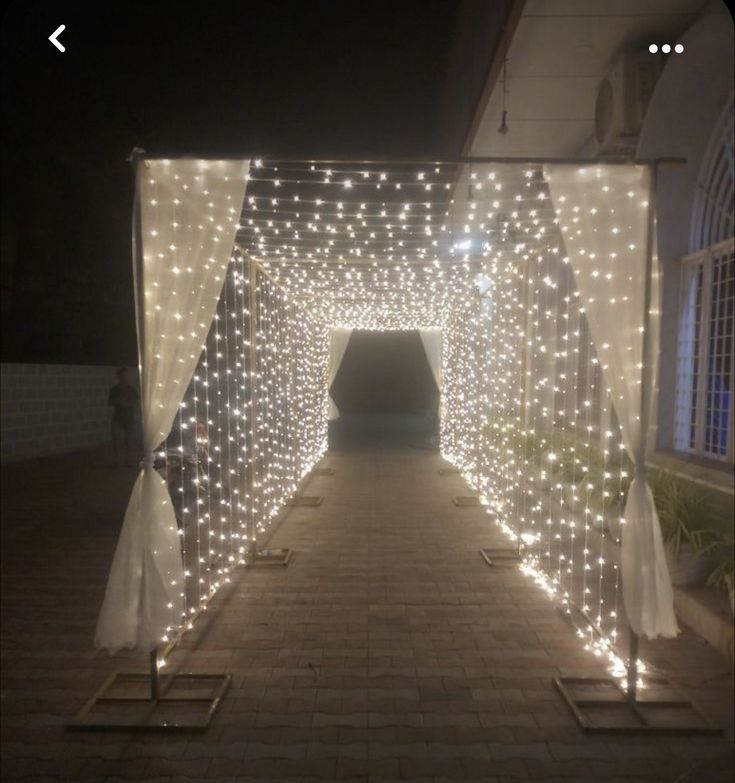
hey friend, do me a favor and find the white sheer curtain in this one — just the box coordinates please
[327,328,352,420]
[545,163,677,640]
[95,158,250,653]
[419,328,442,390]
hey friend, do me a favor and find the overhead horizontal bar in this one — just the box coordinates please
[131,149,687,167]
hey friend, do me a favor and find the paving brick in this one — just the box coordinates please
[489,741,551,761]
[1,447,733,783]
[307,741,367,759]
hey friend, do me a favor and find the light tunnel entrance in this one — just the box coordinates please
[95,156,682,727]
[328,330,439,450]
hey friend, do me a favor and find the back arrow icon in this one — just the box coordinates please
[49,25,65,52]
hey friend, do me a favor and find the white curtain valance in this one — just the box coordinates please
[95,158,250,653]
[545,163,677,640]
[419,328,442,390]
[327,328,352,421]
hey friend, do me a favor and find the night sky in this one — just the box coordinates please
[1,1,505,365]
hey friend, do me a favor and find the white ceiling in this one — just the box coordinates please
[469,0,708,157]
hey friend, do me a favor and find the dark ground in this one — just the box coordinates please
[1,442,733,782]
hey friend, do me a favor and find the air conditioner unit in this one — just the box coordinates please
[594,51,662,154]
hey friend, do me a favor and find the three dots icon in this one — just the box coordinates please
[649,44,684,54]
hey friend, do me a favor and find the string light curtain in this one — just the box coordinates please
[545,164,677,639]
[146,255,328,650]
[440,160,676,683]
[236,160,479,331]
[441,220,634,675]
[251,266,329,524]
[95,158,250,653]
[160,256,256,623]
[97,155,677,683]
[327,328,352,420]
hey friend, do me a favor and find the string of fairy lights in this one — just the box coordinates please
[156,250,327,641]
[437,163,648,685]
[148,157,649,687]
[235,160,567,330]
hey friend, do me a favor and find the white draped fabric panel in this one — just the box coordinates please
[418,328,442,390]
[95,158,250,653]
[327,328,353,420]
[545,164,677,640]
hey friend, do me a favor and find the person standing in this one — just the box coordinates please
[108,367,139,466]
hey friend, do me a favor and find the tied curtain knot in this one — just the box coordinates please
[140,453,157,470]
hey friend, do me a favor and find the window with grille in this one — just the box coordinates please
[674,238,735,463]
[689,91,734,253]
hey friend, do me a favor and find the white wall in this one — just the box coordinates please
[637,4,735,450]
[1,363,138,463]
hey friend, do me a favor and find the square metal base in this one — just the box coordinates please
[253,547,293,566]
[480,547,522,567]
[69,672,230,732]
[438,467,460,475]
[288,495,324,507]
[553,676,720,735]
[312,467,335,476]
[453,496,480,507]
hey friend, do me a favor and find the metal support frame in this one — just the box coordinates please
[453,496,481,507]
[552,163,719,735]
[136,152,687,167]
[251,547,294,567]
[287,495,324,507]
[70,154,232,732]
[86,152,693,734]
[479,547,522,567]
[553,673,720,735]
[554,599,719,733]
[474,287,484,496]
[69,648,231,732]
[244,258,299,565]
[247,257,260,565]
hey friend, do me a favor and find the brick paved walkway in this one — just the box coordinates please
[1,446,733,782]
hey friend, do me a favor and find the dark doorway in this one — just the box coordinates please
[329,330,439,450]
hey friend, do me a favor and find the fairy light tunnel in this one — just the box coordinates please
[95,154,678,698]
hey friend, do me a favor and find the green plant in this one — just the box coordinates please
[649,470,717,560]
[575,442,633,516]
[705,529,734,596]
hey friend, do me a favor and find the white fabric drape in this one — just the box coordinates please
[419,328,442,390]
[327,328,352,420]
[95,158,250,653]
[545,164,677,640]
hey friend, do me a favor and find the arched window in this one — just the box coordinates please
[675,239,734,462]
[689,90,734,253]
[674,93,734,463]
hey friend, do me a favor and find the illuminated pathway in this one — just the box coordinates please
[1,446,733,781]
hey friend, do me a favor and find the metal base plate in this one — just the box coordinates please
[253,547,293,566]
[69,672,230,732]
[438,467,460,475]
[553,676,721,735]
[312,468,335,476]
[480,548,522,567]
[288,495,323,507]
[453,496,480,507]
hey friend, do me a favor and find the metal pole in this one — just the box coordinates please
[626,162,659,703]
[626,631,640,702]
[517,259,535,556]
[134,151,687,167]
[149,648,159,701]
[131,154,161,702]
[247,259,259,563]
[474,288,484,495]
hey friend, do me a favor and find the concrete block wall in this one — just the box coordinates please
[1,364,138,463]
